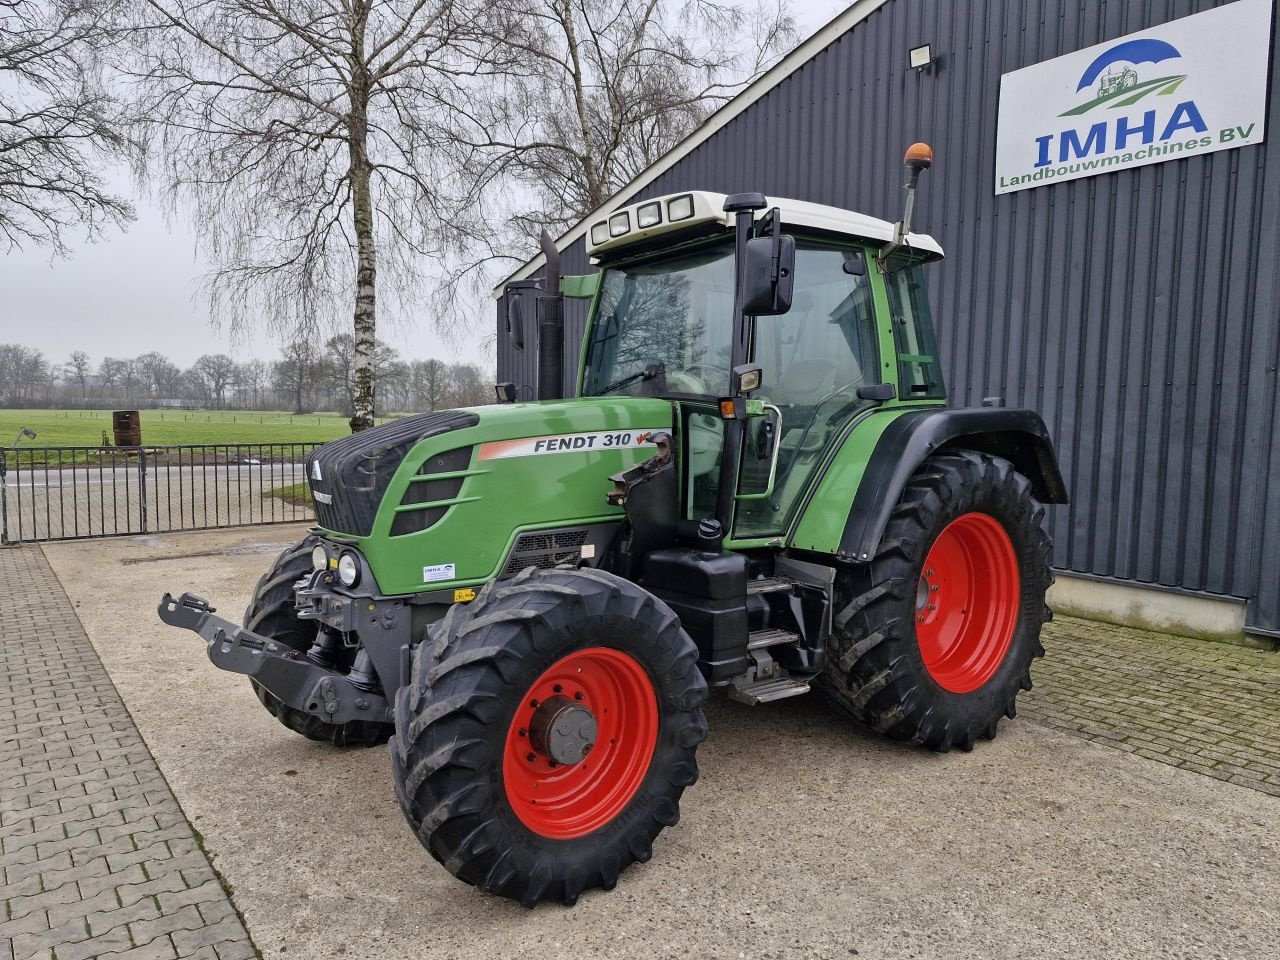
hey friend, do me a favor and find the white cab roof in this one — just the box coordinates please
[585,190,944,260]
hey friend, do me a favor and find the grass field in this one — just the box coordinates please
[0,409,390,448]
[267,481,312,506]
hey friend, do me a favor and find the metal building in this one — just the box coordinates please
[496,0,1280,641]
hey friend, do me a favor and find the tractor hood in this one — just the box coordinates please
[306,397,675,594]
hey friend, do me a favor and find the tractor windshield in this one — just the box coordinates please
[583,242,735,398]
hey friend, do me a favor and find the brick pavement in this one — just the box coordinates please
[1023,614,1280,797]
[0,546,256,960]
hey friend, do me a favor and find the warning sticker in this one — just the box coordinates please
[477,428,667,461]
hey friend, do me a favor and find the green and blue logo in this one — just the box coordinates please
[1033,36,1207,170]
[1060,39,1187,117]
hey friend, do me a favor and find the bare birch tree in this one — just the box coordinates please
[1,0,135,252]
[125,0,501,430]
[438,0,795,305]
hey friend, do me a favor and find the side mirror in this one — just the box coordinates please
[506,295,525,351]
[503,280,540,351]
[742,233,795,316]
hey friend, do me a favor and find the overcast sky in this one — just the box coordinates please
[0,2,844,374]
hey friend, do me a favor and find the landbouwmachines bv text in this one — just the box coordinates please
[160,144,1068,906]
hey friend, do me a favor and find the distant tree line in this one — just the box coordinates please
[0,340,492,414]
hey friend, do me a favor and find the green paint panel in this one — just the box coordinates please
[320,397,673,595]
[560,274,601,299]
[788,408,915,554]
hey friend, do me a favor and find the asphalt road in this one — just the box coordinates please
[43,525,1280,960]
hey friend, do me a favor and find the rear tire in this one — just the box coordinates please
[821,450,1052,751]
[243,536,391,748]
[390,567,708,907]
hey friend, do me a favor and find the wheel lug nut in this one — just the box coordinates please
[918,615,926,622]
[518,728,527,737]
[931,585,939,592]
[530,699,539,708]
[574,691,584,701]
[553,684,563,693]
[927,604,936,611]
[526,752,536,763]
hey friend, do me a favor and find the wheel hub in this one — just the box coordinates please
[914,512,1020,694]
[503,646,659,839]
[529,696,598,765]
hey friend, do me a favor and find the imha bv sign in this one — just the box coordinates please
[995,0,1273,194]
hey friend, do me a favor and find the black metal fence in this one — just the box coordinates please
[0,443,319,543]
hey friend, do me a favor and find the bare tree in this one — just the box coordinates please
[125,0,507,432]
[235,358,267,408]
[444,361,490,407]
[274,339,320,414]
[191,353,235,408]
[65,349,91,397]
[440,0,795,301]
[0,0,136,252]
[134,350,180,398]
[411,357,451,411]
[0,343,50,401]
[323,333,401,417]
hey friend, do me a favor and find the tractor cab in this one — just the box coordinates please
[566,188,946,544]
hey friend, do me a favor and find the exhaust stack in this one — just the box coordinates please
[536,230,564,401]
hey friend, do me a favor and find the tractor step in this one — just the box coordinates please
[746,578,795,595]
[747,627,802,650]
[728,677,811,705]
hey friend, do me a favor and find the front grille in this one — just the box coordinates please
[501,529,591,577]
[307,411,478,536]
[390,446,473,537]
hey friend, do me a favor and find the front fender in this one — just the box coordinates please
[835,407,1068,562]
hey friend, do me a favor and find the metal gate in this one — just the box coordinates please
[0,443,318,543]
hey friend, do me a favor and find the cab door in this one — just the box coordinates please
[733,240,882,539]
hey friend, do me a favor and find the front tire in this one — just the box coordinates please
[243,536,391,748]
[821,450,1052,751]
[390,567,708,907]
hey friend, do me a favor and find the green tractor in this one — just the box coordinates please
[160,143,1067,907]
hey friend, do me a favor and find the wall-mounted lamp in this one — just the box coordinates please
[909,43,935,72]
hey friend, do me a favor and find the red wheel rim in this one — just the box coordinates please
[503,647,658,839]
[915,512,1020,694]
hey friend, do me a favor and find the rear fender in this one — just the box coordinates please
[836,408,1068,562]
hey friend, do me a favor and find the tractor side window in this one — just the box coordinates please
[884,259,946,400]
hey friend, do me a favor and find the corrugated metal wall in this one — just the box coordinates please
[497,0,1280,637]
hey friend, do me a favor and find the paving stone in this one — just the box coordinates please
[128,905,204,949]
[0,547,257,960]
[169,915,249,957]
[95,939,178,960]
[154,880,225,916]
[85,898,162,937]
[1023,615,1280,797]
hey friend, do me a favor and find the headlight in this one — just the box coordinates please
[666,194,695,221]
[337,552,360,587]
[636,201,662,228]
[608,211,630,237]
[310,544,328,570]
[590,222,610,245]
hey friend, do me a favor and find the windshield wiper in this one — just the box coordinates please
[595,362,665,396]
